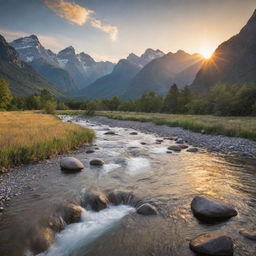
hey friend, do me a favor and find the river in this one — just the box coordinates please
[0,116,255,256]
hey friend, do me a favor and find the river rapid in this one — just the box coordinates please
[0,116,256,256]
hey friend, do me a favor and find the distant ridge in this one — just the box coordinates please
[0,34,65,97]
[191,9,256,92]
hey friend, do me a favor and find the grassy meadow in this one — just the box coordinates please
[97,111,256,141]
[0,111,95,172]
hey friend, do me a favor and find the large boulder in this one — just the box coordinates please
[190,233,233,256]
[30,227,55,255]
[106,191,139,207]
[60,157,84,172]
[104,131,117,135]
[90,159,104,166]
[82,192,109,211]
[239,229,256,241]
[191,196,237,221]
[60,203,83,224]
[176,138,184,144]
[136,203,158,216]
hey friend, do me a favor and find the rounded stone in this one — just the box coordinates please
[60,203,83,224]
[130,132,138,135]
[90,159,104,166]
[239,229,256,241]
[191,196,237,221]
[168,145,182,152]
[82,192,109,211]
[190,233,234,256]
[136,203,158,216]
[60,157,84,172]
[187,147,198,152]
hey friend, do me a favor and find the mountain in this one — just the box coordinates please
[123,50,204,99]
[191,9,256,93]
[127,48,165,67]
[78,59,141,100]
[11,35,115,93]
[0,34,64,97]
[11,35,76,93]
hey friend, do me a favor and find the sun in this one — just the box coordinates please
[199,47,215,59]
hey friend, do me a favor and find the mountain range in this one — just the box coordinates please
[192,9,256,92]
[0,34,64,97]
[11,35,114,93]
[1,8,256,100]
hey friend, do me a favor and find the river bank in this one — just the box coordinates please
[87,116,256,157]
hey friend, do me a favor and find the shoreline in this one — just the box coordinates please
[88,115,256,158]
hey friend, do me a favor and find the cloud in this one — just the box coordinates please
[90,19,118,41]
[43,0,118,41]
[43,0,93,25]
[0,29,65,52]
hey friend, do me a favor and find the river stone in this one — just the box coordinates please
[30,227,55,255]
[166,151,173,154]
[141,142,147,145]
[136,203,158,216]
[179,144,189,149]
[82,192,109,211]
[239,229,256,241]
[61,203,82,224]
[48,215,64,232]
[156,139,163,143]
[86,150,95,154]
[190,233,234,256]
[191,196,237,221]
[176,138,184,144]
[60,157,84,172]
[90,159,104,166]
[104,131,116,135]
[187,147,198,153]
[130,132,138,135]
[168,145,182,152]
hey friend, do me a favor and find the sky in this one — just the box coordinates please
[0,0,255,62]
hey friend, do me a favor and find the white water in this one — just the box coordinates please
[37,206,134,256]
[126,157,151,175]
[103,163,122,173]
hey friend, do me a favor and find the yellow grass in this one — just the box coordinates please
[97,111,256,140]
[0,111,95,171]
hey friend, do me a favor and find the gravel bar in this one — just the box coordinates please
[88,116,256,158]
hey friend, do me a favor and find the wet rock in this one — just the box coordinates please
[136,203,158,216]
[239,229,256,241]
[166,151,172,154]
[168,145,182,152]
[114,158,128,165]
[106,190,139,207]
[190,233,233,256]
[179,144,189,149]
[30,227,55,255]
[156,139,163,143]
[0,207,4,212]
[164,137,174,140]
[176,138,184,144]
[191,196,237,221]
[60,157,84,172]
[141,142,147,145]
[48,215,64,232]
[82,192,109,211]
[187,147,198,153]
[60,203,82,224]
[104,131,117,135]
[201,129,206,134]
[130,132,138,135]
[86,150,95,154]
[90,159,104,166]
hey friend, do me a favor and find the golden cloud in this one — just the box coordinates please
[43,0,93,26]
[43,0,118,41]
[90,19,118,41]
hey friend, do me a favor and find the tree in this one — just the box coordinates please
[26,96,41,110]
[0,78,12,110]
[139,91,163,113]
[162,84,180,113]
[40,89,54,105]
[44,101,56,114]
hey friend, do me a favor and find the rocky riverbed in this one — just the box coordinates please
[0,116,256,256]
[87,116,256,157]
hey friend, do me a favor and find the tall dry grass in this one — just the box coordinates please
[0,111,95,171]
[97,111,256,141]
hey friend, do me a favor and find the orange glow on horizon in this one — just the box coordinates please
[199,46,215,59]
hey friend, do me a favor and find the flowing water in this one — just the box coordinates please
[0,116,256,256]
